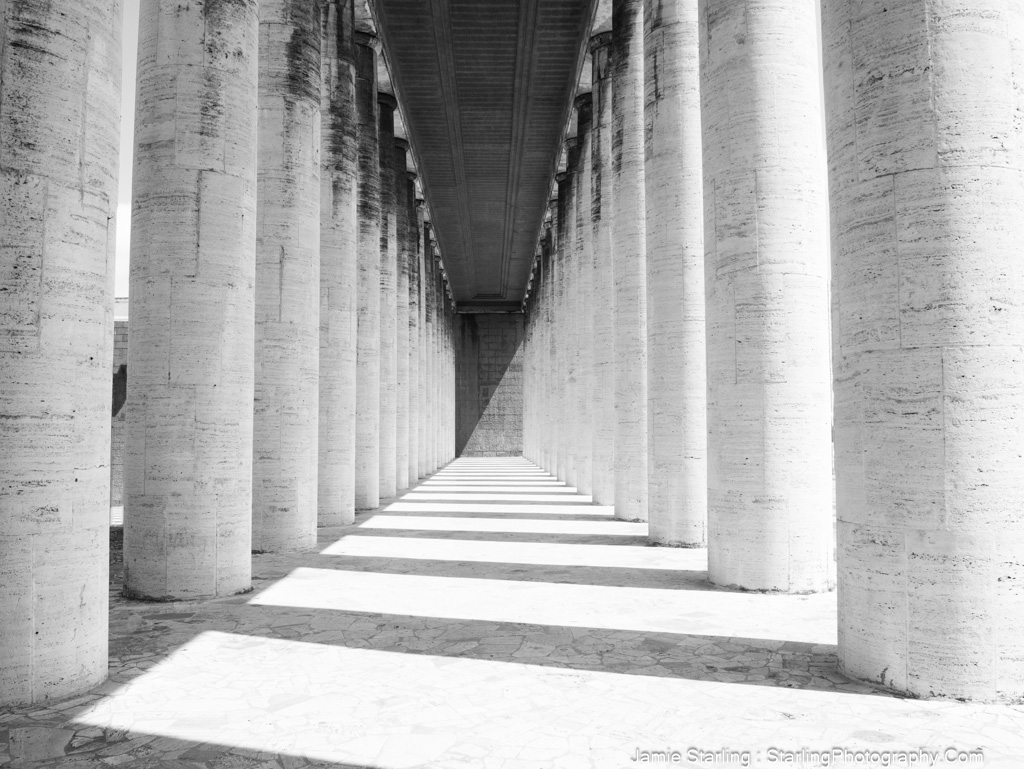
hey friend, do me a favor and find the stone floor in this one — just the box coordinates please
[3,457,1023,768]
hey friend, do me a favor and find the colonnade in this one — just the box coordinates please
[0,0,455,706]
[523,0,1024,702]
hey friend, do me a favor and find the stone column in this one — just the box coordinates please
[0,0,121,705]
[253,0,322,552]
[418,208,430,478]
[378,93,398,499]
[125,0,258,599]
[644,0,705,546]
[825,0,1024,700]
[563,138,579,489]
[424,234,437,473]
[394,139,411,491]
[589,33,615,506]
[318,0,358,527]
[408,180,421,486]
[611,0,648,521]
[574,93,594,497]
[544,201,559,477]
[354,33,381,509]
[554,171,570,483]
[700,0,832,591]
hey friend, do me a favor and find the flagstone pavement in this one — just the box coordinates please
[3,458,1023,769]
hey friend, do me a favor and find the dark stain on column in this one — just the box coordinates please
[285,0,324,105]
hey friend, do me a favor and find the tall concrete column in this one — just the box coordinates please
[589,33,615,506]
[611,0,648,521]
[574,94,594,497]
[563,138,579,489]
[378,93,398,499]
[424,235,437,473]
[408,181,421,485]
[126,0,258,599]
[644,0,705,546]
[319,0,358,527]
[418,210,430,478]
[394,139,411,491]
[253,0,322,552]
[354,33,381,509]
[701,0,832,591]
[0,0,121,705]
[825,0,1024,700]
[544,202,559,477]
[554,172,570,483]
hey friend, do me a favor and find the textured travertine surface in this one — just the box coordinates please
[354,36,381,510]
[394,140,411,491]
[0,0,120,704]
[611,0,649,522]
[700,0,832,592]
[574,96,594,497]
[408,186,421,486]
[425,238,437,474]
[644,0,706,546]
[253,0,322,552]
[824,0,1024,701]
[125,0,258,599]
[552,184,568,484]
[590,35,616,508]
[378,94,399,500]
[318,0,358,527]
[561,143,578,488]
[417,208,429,478]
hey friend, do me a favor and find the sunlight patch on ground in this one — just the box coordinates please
[358,515,644,535]
[249,567,837,644]
[321,534,707,571]
[74,631,1010,769]
[379,501,615,516]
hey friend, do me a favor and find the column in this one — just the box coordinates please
[424,234,437,473]
[394,139,411,491]
[574,93,594,496]
[408,180,421,486]
[125,0,258,599]
[825,0,1024,700]
[354,32,381,509]
[0,0,121,705]
[611,0,648,521]
[418,207,430,478]
[544,200,560,477]
[253,0,322,552]
[701,0,831,591]
[644,0,705,546]
[554,171,570,483]
[564,137,579,489]
[590,33,615,506]
[378,93,398,499]
[319,0,358,527]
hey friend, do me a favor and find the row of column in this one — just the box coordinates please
[523,0,1024,703]
[0,0,456,706]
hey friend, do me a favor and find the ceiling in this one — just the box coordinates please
[372,0,599,312]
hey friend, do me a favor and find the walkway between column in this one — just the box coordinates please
[2,461,1018,766]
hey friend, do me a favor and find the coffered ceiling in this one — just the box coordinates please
[372,0,599,311]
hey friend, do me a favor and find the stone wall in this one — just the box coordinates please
[110,320,128,507]
[456,314,524,457]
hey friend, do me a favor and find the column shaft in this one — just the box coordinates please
[318,0,358,526]
[378,94,398,499]
[394,140,411,491]
[825,0,1024,700]
[425,238,437,473]
[611,0,649,521]
[644,0,706,545]
[354,35,381,509]
[253,0,322,551]
[125,0,258,599]
[574,94,594,496]
[408,188,422,485]
[701,0,832,591]
[560,144,578,487]
[590,36,615,505]
[0,0,121,705]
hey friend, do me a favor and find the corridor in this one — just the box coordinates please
[1,458,1021,768]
